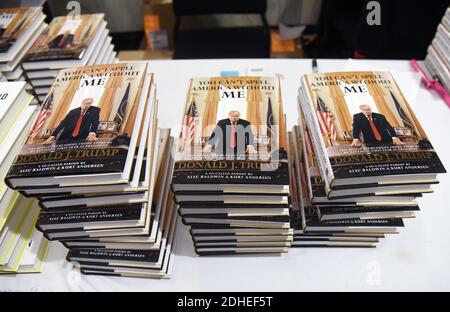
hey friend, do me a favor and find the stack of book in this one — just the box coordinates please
[0,7,47,98]
[21,13,117,103]
[291,70,446,247]
[171,76,293,256]
[5,62,177,279]
[1,81,50,273]
[424,6,450,93]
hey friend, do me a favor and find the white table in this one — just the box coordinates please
[1,59,449,291]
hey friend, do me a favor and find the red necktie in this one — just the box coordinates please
[230,124,236,149]
[368,115,382,141]
[72,110,85,137]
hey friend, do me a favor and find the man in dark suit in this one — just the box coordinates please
[351,104,404,147]
[43,97,100,145]
[203,110,256,156]
[47,30,74,49]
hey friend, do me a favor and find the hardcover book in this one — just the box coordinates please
[318,205,418,221]
[194,241,291,248]
[21,128,168,198]
[67,247,164,269]
[172,76,289,193]
[192,234,293,243]
[78,211,177,278]
[0,104,36,216]
[59,196,173,249]
[291,240,376,248]
[189,225,293,236]
[299,71,446,192]
[37,203,147,232]
[11,228,49,273]
[0,20,46,74]
[0,7,42,56]
[292,124,419,205]
[62,240,160,250]
[40,156,174,242]
[195,246,289,256]
[0,81,30,133]
[24,14,104,62]
[5,62,152,188]
[65,199,177,268]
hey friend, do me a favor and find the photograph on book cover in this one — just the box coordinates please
[7,62,146,177]
[24,14,103,61]
[176,76,287,162]
[303,71,445,179]
[0,7,40,53]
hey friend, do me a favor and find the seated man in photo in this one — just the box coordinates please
[43,97,100,145]
[351,104,404,147]
[203,110,256,157]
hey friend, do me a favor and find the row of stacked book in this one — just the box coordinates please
[5,62,177,279]
[0,7,117,103]
[171,76,294,255]
[424,6,450,93]
[169,72,446,254]
[292,70,446,247]
[1,81,49,273]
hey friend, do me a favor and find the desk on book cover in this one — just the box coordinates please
[0,59,449,292]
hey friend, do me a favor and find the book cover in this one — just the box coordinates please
[24,14,104,62]
[67,248,161,263]
[6,63,147,183]
[37,204,144,227]
[172,76,289,188]
[0,7,41,53]
[300,71,446,186]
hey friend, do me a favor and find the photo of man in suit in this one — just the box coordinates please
[351,104,404,147]
[43,97,100,145]
[0,24,6,38]
[203,110,256,156]
[47,30,74,49]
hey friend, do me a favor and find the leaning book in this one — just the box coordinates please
[298,71,446,193]
[5,62,151,189]
[171,76,290,193]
